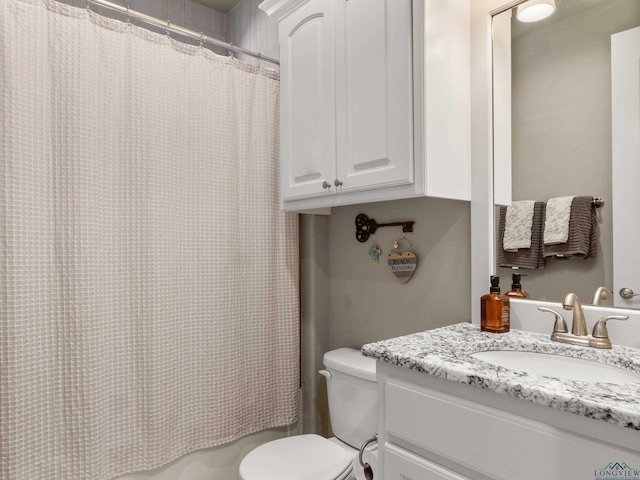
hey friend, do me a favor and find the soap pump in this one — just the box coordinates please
[506,273,528,298]
[481,275,510,333]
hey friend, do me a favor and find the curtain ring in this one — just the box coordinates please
[228,42,235,59]
[199,32,205,48]
[125,6,131,25]
[165,20,171,37]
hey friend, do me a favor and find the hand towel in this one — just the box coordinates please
[498,201,546,269]
[543,196,575,244]
[543,196,597,259]
[503,200,536,251]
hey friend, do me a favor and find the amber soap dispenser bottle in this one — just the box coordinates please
[481,275,510,333]
[506,273,528,298]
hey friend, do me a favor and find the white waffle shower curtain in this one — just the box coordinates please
[0,1,300,478]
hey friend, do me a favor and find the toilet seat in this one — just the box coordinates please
[239,434,354,480]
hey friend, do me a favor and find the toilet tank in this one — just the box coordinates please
[322,348,377,449]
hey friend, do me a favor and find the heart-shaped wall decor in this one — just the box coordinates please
[387,251,417,284]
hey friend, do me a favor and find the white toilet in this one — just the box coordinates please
[239,348,378,480]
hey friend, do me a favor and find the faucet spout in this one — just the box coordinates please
[592,287,611,306]
[562,293,588,336]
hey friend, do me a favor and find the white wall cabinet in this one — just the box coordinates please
[260,0,471,211]
[334,0,414,196]
[277,0,337,201]
[377,361,640,480]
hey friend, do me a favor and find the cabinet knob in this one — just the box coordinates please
[322,181,331,190]
[334,178,344,187]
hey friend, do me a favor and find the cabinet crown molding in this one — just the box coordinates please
[259,0,313,22]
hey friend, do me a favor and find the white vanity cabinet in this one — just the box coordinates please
[377,361,640,480]
[260,0,471,211]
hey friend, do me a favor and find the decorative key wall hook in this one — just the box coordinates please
[355,213,415,242]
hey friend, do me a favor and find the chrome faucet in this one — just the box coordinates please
[562,293,587,336]
[538,293,629,349]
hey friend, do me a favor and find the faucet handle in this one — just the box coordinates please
[592,315,629,339]
[538,306,568,333]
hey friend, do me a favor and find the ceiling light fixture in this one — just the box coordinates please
[516,0,556,23]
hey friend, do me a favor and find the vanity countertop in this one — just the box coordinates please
[361,322,640,431]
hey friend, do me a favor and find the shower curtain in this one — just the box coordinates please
[0,1,300,479]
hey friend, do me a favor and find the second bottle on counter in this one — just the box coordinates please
[506,273,528,298]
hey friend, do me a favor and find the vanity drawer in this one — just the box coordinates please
[383,378,640,480]
[384,442,470,480]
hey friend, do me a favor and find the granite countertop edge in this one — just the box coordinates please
[361,322,640,431]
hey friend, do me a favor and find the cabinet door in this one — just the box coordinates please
[384,378,640,480]
[384,443,471,480]
[335,0,413,192]
[279,0,337,200]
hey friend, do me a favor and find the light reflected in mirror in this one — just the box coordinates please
[516,0,556,23]
[492,0,640,307]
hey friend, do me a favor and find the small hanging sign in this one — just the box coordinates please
[387,237,417,284]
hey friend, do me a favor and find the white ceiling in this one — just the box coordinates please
[193,0,243,13]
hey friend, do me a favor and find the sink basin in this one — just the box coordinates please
[471,350,640,384]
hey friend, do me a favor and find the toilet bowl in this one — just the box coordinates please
[239,348,378,480]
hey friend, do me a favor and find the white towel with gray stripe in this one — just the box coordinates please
[503,200,536,251]
[544,196,575,245]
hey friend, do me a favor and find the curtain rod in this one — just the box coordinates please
[85,0,280,65]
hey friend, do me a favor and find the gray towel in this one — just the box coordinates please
[543,196,596,259]
[498,202,546,269]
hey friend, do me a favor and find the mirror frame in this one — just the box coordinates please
[470,0,528,323]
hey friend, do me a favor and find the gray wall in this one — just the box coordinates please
[304,196,471,435]
[499,0,640,303]
[327,197,471,349]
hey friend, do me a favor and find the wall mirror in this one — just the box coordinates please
[492,0,640,308]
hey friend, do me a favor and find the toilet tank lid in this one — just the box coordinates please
[323,348,376,381]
